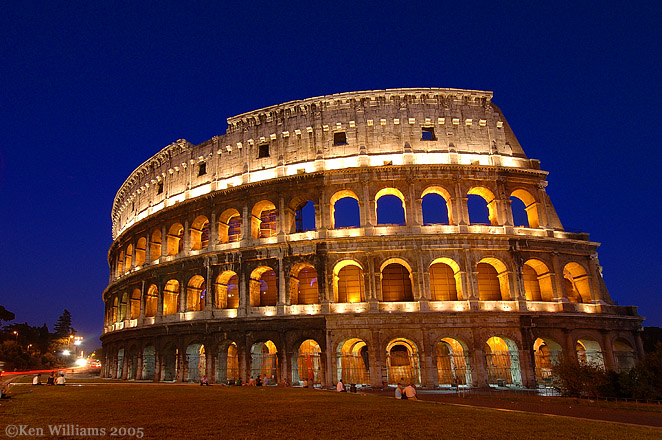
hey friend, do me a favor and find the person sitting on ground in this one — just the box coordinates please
[256,375,262,386]
[403,382,417,400]
[56,374,66,386]
[349,383,357,393]
[395,383,403,399]
[0,383,11,399]
[46,372,55,385]
[248,377,255,386]
[336,379,346,392]
[235,377,243,386]
[32,374,42,385]
[200,375,210,386]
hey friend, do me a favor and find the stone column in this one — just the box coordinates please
[160,224,167,258]
[145,233,152,265]
[600,331,616,371]
[471,329,489,387]
[369,330,383,388]
[183,219,190,254]
[551,253,568,301]
[179,277,186,314]
[205,260,213,311]
[136,352,143,381]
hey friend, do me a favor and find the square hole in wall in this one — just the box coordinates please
[258,144,270,158]
[198,162,207,176]
[421,127,436,141]
[157,182,164,194]
[333,132,347,145]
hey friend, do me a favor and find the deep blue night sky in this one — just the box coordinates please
[1,2,660,352]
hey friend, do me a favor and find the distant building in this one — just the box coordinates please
[101,88,643,387]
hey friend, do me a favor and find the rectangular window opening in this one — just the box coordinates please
[421,127,436,141]
[333,132,347,146]
[157,182,164,195]
[258,144,270,158]
[198,162,207,176]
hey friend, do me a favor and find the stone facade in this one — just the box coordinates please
[101,88,643,388]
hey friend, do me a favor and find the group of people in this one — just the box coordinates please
[394,382,417,400]
[33,372,66,386]
[229,374,285,387]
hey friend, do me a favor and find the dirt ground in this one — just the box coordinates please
[366,388,662,428]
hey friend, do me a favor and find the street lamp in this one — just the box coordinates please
[12,331,18,342]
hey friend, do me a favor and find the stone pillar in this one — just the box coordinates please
[131,242,137,270]
[421,334,436,388]
[278,195,286,235]
[138,280,146,324]
[600,331,616,371]
[205,261,212,311]
[279,336,289,385]
[325,330,335,388]
[160,224,167,258]
[209,210,217,247]
[183,219,190,254]
[471,329,489,387]
[588,256,604,303]
[156,279,165,318]
[369,330,383,388]
[145,233,151,265]
[278,257,286,307]
[136,353,143,381]
[179,277,186,313]
[551,253,568,301]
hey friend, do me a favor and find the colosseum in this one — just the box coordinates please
[101,88,643,389]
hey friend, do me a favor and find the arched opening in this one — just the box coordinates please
[330,190,360,228]
[190,215,210,250]
[166,223,184,255]
[126,346,138,380]
[289,263,319,305]
[511,189,539,228]
[144,284,158,317]
[185,343,206,382]
[186,275,206,312]
[116,251,124,277]
[386,339,420,385]
[334,260,365,303]
[118,293,128,321]
[375,188,406,225]
[111,297,118,323]
[533,337,562,386]
[294,200,316,232]
[429,258,462,301]
[124,245,133,272]
[150,229,161,262]
[436,338,471,387]
[135,237,146,266]
[250,340,278,382]
[249,267,277,306]
[216,342,239,384]
[337,338,370,385]
[161,345,178,382]
[293,339,322,386]
[116,348,125,379]
[215,271,239,309]
[564,262,592,304]
[130,288,141,319]
[576,337,604,368]
[467,187,498,225]
[381,260,413,301]
[485,336,522,387]
[142,345,156,380]
[477,258,510,301]
[613,339,636,372]
[218,208,242,243]
[251,200,277,238]
[163,279,180,315]
[421,187,452,225]
[523,259,554,301]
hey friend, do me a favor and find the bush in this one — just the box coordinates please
[551,354,608,398]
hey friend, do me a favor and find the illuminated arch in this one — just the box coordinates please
[185,343,206,382]
[163,279,180,315]
[510,189,539,228]
[613,339,636,372]
[141,345,156,380]
[130,288,141,319]
[337,338,370,385]
[218,208,241,243]
[563,262,591,303]
[215,271,239,309]
[429,257,463,301]
[386,338,421,385]
[421,186,453,225]
[380,258,413,301]
[118,292,128,321]
[533,337,562,385]
[186,275,206,312]
[485,336,522,387]
[293,339,322,385]
[250,340,278,381]
[135,237,146,266]
[330,189,360,229]
[333,260,365,303]
[216,341,239,383]
[436,337,472,386]
[144,284,158,317]
[576,337,604,368]
[289,262,319,305]
[124,244,133,272]
[251,200,277,238]
[116,250,124,277]
[166,223,184,255]
[468,187,498,225]
[249,266,277,306]
[150,229,162,262]
[477,257,510,300]
[190,215,210,250]
[375,187,406,225]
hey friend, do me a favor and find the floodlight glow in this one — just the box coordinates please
[75,359,87,366]
[62,350,71,356]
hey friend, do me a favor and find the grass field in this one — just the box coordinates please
[1,383,660,440]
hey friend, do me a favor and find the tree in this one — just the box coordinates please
[53,309,75,338]
[0,305,15,324]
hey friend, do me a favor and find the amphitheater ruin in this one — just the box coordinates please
[101,88,643,388]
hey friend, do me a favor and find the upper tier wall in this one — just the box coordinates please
[111,88,535,239]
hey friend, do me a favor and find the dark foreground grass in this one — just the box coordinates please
[1,384,659,440]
